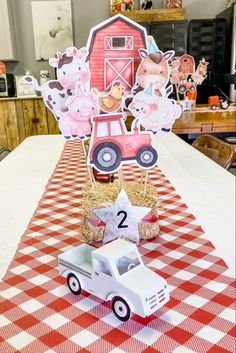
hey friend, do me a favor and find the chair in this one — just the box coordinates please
[192,134,236,170]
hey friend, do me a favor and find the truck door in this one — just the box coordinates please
[93,258,116,300]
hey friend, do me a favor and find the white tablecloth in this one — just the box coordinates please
[0,134,235,279]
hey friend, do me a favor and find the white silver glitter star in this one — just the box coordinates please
[93,189,151,243]
[180,97,193,111]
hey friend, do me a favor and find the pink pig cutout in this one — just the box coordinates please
[58,83,100,140]
[49,47,90,92]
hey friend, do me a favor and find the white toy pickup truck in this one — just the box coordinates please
[58,239,169,321]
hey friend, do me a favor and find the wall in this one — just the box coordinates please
[5,0,226,80]
[6,0,110,79]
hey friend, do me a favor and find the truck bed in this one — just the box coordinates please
[58,243,94,277]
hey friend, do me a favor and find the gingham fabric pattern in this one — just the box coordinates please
[0,140,235,353]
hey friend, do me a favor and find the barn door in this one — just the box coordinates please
[104,58,134,90]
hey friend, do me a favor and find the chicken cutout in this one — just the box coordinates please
[99,81,125,113]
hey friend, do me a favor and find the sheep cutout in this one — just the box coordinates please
[128,84,182,133]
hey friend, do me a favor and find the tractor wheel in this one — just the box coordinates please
[178,84,186,94]
[67,274,81,295]
[190,84,196,92]
[136,146,158,168]
[220,99,229,110]
[112,297,131,322]
[93,142,122,172]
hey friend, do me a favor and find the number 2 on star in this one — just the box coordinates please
[117,210,128,229]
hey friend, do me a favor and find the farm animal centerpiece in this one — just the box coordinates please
[24,14,180,245]
[169,55,209,108]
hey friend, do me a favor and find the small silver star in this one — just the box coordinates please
[93,189,151,243]
[180,97,193,111]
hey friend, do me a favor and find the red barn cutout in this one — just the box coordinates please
[86,14,147,92]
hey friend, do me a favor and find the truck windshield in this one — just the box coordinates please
[116,252,141,275]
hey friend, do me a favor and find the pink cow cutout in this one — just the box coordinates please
[49,47,90,92]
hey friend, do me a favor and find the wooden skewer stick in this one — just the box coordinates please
[81,140,96,193]
[120,168,124,189]
[118,169,123,190]
[143,170,149,198]
[175,84,180,103]
[140,169,144,185]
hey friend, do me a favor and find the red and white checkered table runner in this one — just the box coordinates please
[0,140,235,353]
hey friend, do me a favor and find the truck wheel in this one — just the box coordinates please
[112,297,131,322]
[220,99,229,110]
[136,146,158,168]
[67,274,81,295]
[178,84,186,94]
[93,142,122,172]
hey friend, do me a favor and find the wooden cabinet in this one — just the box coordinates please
[0,97,60,150]
[0,0,18,60]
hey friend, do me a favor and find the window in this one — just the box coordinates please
[96,122,108,137]
[112,37,126,48]
[104,36,133,50]
[94,259,112,276]
[116,252,141,275]
[110,120,122,136]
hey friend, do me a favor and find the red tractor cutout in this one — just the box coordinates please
[89,113,158,173]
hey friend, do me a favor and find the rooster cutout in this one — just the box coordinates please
[99,81,125,113]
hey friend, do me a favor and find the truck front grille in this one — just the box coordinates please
[147,289,166,309]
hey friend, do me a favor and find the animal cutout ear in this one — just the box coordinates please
[76,47,88,60]
[163,50,175,61]
[139,48,148,59]
[65,96,74,106]
[49,57,59,67]
[91,88,99,101]
[65,47,77,56]
[128,101,134,111]
[75,82,84,97]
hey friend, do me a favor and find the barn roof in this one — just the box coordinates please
[86,14,147,62]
